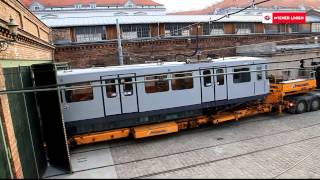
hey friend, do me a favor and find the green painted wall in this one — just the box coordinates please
[0,60,52,68]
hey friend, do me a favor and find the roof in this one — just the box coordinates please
[40,14,320,27]
[22,0,162,8]
[57,56,265,76]
[171,0,320,15]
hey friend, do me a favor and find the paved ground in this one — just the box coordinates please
[43,110,320,179]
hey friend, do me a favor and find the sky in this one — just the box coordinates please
[153,0,223,13]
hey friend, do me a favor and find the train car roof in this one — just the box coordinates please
[57,56,266,77]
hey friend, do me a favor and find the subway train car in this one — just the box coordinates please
[57,57,269,136]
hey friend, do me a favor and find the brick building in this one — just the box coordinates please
[0,0,54,67]
[44,11,320,67]
[21,0,320,68]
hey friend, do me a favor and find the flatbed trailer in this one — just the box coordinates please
[68,76,320,146]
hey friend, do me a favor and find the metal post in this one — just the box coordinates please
[157,22,160,37]
[116,19,124,65]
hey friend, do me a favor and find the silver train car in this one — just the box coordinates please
[57,57,270,136]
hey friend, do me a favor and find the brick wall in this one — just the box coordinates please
[54,33,319,68]
[52,28,72,44]
[0,0,54,64]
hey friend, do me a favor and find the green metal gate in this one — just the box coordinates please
[3,66,47,178]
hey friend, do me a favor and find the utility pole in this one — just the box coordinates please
[116,19,124,65]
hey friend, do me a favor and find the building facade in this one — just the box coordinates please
[0,0,54,67]
[22,0,166,20]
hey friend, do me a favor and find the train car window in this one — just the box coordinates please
[65,83,94,103]
[145,74,169,93]
[257,66,263,80]
[216,69,225,85]
[233,68,251,83]
[172,72,194,90]
[106,79,117,98]
[123,78,134,96]
[203,70,212,87]
[265,65,269,79]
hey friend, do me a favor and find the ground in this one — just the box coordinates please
[43,110,320,179]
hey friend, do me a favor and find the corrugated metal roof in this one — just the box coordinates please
[41,15,320,28]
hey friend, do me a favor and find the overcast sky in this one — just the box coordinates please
[153,0,223,13]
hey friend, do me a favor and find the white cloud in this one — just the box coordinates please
[153,0,223,13]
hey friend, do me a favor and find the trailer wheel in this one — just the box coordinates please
[296,101,307,114]
[310,98,320,111]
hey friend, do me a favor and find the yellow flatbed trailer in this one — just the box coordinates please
[68,79,319,146]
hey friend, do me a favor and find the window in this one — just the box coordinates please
[34,6,40,11]
[235,23,254,34]
[145,74,169,93]
[203,70,212,87]
[312,23,320,32]
[121,25,150,39]
[89,3,96,8]
[233,68,251,83]
[216,69,225,85]
[65,83,94,103]
[122,78,133,96]
[288,24,299,33]
[106,79,117,98]
[203,23,224,35]
[165,23,192,37]
[75,26,106,42]
[299,24,311,33]
[264,24,280,34]
[74,4,82,8]
[172,72,194,90]
[257,66,263,80]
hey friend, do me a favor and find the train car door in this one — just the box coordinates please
[200,68,215,103]
[101,75,122,116]
[254,65,266,95]
[119,73,139,113]
[214,67,227,101]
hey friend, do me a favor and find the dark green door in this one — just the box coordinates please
[0,118,12,179]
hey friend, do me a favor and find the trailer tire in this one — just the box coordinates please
[310,98,320,111]
[296,100,307,114]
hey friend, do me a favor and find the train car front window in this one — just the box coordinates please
[106,79,117,98]
[123,78,133,96]
[65,83,94,103]
[145,74,169,93]
[172,72,194,90]
[233,68,251,83]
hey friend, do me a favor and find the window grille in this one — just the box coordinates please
[235,23,254,34]
[75,26,106,42]
[312,23,320,32]
[165,23,192,37]
[121,25,150,39]
[203,23,224,35]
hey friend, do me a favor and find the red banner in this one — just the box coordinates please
[272,12,306,24]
